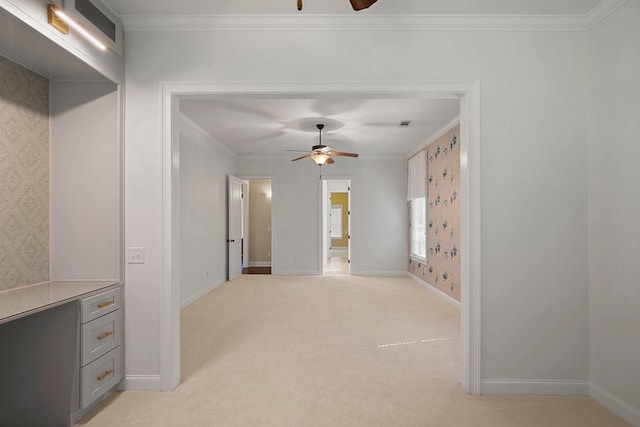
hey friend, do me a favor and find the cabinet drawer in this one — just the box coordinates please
[81,287,121,323]
[81,310,122,366]
[80,346,122,409]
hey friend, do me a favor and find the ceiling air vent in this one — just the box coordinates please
[399,120,411,127]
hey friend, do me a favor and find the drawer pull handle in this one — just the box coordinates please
[97,369,113,381]
[97,331,114,340]
[97,300,115,309]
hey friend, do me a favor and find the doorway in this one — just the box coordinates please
[242,179,272,275]
[322,179,351,275]
[163,82,481,394]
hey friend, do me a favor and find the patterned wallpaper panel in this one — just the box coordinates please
[409,124,461,301]
[0,56,49,291]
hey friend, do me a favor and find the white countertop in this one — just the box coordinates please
[0,281,121,325]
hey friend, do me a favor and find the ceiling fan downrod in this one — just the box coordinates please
[317,123,324,146]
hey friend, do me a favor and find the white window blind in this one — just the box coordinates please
[410,197,426,260]
[330,206,343,239]
[407,151,427,200]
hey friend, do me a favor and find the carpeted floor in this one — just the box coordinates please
[78,275,630,427]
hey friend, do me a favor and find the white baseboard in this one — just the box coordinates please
[275,270,321,276]
[350,270,406,276]
[408,273,461,310]
[480,378,589,395]
[180,279,225,309]
[120,375,162,391]
[248,261,272,267]
[590,382,640,427]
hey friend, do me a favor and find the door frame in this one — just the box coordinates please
[162,81,481,394]
[321,178,352,275]
[240,177,273,273]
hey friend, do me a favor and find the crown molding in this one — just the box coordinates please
[178,112,239,159]
[123,14,585,32]
[121,1,630,33]
[408,116,460,158]
[585,0,629,29]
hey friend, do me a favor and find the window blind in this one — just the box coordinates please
[410,197,426,259]
[407,150,427,200]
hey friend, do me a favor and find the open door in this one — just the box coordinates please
[322,179,351,275]
[228,175,243,280]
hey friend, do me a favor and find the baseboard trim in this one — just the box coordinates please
[120,375,162,391]
[248,261,272,267]
[590,382,640,427]
[408,273,461,309]
[350,270,406,276]
[480,378,589,395]
[180,279,225,309]
[275,271,321,276]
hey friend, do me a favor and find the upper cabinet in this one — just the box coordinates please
[0,0,124,83]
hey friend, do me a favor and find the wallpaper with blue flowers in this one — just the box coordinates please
[408,123,461,302]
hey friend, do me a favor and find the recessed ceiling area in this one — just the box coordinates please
[179,96,460,158]
[102,0,603,17]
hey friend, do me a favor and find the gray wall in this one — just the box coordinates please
[588,0,640,423]
[179,115,236,307]
[123,19,589,392]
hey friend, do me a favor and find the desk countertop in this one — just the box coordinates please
[0,281,121,325]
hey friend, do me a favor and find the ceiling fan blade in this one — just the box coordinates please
[328,151,359,158]
[326,157,335,164]
[291,154,312,161]
[286,149,312,153]
[349,0,377,11]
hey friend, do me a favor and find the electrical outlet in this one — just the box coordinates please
[128,247,145,264]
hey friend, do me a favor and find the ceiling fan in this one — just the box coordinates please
[297,0,378,12]
[289,124,359,165]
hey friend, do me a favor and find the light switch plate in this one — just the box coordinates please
[128,247,145,264]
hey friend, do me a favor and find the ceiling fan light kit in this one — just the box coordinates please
[290,123,359,166]
[296,0,378,12]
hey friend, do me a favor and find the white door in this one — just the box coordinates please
[228,175,243,280]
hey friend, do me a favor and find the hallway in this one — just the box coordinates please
[79,275,629,426]
[323,249,349,275]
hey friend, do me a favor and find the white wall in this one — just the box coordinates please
[236,158,407,275]
[124,27,589,390]
[50,81,120,281]
[178,116,235,307]
[588,1,640,424]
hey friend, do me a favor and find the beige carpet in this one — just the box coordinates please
[78,275,629,427]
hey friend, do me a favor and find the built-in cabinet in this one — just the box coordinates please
[79,287,123,409]
[0,282,123,426]
[0,2,124,425]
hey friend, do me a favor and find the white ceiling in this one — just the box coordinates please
[179,96,460,158]
[102,0,603,17]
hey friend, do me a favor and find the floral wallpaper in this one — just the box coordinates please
[409,124,461,301]
[0,56,49,291]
